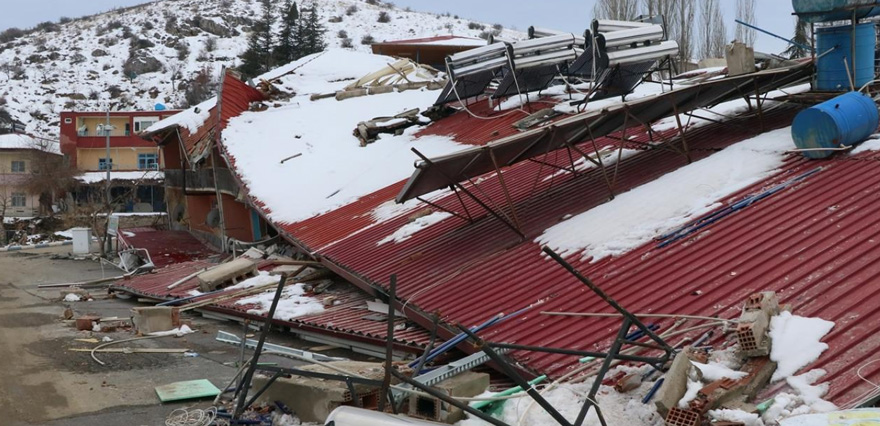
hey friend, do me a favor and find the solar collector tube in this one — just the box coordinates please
[512,34,576,56]
[513,48,579,69]
[453,55,509,77]
[447,43,508,68]
[603,25,665,48]
[606,40,679,66]
[593,19,653,33]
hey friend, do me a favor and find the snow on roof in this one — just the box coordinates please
[75,170,164,184]
[536,127,794,262]
[377,35,486,47]
[221,49,463,224]
[145,97,215,135]
[0,133,61,155]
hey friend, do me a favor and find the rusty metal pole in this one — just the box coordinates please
[378,275,397,412]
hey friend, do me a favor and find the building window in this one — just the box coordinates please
[138,153,159,170]
[134,117,159,133]
[98,158,113,170]
[11,160,25,173]
[64,118,72,124]
[11,193,26,207]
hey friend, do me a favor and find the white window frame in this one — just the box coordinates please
[11,193,26,207]
[133,116,160,133]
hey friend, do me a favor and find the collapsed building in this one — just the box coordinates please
[109,12,880,426]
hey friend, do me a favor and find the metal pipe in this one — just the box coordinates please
[735,19,815,53]
[378,275,397,412]
[602,25,664,48]
[489,342,667,365]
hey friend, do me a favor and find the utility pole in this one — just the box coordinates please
[104,111,114,254]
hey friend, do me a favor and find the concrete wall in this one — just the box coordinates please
[0,151,40,217]
[76,147,164,171]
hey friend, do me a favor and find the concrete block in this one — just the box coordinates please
[251,361,393,423]
[407,371,489,424]
[655,350,696,418]
[726,42,756,76]
[197,258,256,292]
[131,306,180,334]
[737,292,779,357]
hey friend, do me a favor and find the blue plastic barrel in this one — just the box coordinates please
[816,23,876,91]
[791,91,879,159]
[793,0,880,23]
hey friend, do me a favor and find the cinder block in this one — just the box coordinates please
[197,258,257,292]
[407,371,489,423]
[655,350,698,418]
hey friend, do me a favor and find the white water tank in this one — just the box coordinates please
[71,228,92,254]
[325,406,445,426]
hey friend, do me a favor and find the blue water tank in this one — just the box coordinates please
[791,91,879,159]
[816,23,876,91]
[793,0,880,23]
[155,103,167,111]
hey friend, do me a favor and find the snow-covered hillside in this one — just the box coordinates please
[0,0,521,138]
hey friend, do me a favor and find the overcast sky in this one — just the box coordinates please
[1,0,796,54]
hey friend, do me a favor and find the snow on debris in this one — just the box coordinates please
[785,369,837,413]
[222,50,464,224]
[709,409,765,426]
[234,283,325,321]
[849,136,880,155]
[223,271,280,291]
[536,127,795,262]
[769,311,835,381]
[75,170,164,184]
[458,371,664,425]
[377,211,452,245]
[692,361,748,381]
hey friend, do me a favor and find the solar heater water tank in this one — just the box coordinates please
[815,23,876,91]
[792,0,880,23]
[791,91,880,159]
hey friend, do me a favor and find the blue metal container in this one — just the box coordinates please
[816,23,876,91]
[793,0,880,23]
[791,91,879,159]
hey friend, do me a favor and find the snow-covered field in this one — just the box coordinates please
[0,0,521,138]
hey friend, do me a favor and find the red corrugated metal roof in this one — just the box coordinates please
[237,102,880,405]
[122,227,217,268]
[374,35,484,45]
[184,64,880,406]
[112,259,435,351]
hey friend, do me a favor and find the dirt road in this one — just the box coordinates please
[0,247,240,425]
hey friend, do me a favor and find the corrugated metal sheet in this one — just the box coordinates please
[247,102,880,405]
[122,227,217,268]
[112,259,436,351]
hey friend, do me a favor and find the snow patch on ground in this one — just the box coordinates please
[235,283,325,320]
[63,293,81,302]
[769,311,835,381]
[377,211,452,245]
[536,127,794,261]
[786,369,837,413]
[75,171,164,184]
